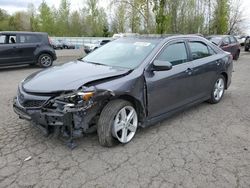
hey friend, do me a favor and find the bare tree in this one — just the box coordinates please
[228,0,245,34]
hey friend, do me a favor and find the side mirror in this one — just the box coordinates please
[152,60,172,71]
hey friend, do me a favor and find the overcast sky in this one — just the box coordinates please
[0,0,110,12]
[0,0,250,33]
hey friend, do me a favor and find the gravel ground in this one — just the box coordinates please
[0,52,249,188]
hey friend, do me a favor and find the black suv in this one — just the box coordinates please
[0,31,57,68]
[245,36,250,51]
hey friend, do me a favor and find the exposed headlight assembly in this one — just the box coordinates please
[51,91,95,112]
[62,91,94,104]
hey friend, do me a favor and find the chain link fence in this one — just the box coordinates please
[50,37,113,49]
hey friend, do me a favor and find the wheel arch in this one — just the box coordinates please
[220,72,228,89]
[116,95,146,123]
[36,51,54,62]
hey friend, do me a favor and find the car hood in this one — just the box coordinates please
[22,60,130,93]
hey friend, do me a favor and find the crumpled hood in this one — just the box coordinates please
[22,60,130,93]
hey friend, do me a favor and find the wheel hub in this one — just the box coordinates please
[214,78,225,101]
[112,106,138,143]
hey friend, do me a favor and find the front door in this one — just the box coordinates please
[0,34,20,65]
[145,40,195,118]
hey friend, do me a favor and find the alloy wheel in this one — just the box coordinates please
[213,78,225,101]
[112,106,138,143]
[40,55,52,67]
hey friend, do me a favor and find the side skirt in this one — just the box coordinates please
[142,96,210,128]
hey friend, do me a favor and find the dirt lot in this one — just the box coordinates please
[0,51,249,188]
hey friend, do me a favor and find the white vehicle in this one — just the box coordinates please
[112,33,140,39]
[236,36,246,46]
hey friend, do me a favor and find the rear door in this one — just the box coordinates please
[229,36,239,57]
[0,34,21,65]
[145,40,196,118]
[16,34,41,63]
[188,40,221,98]
[221,37,232,54]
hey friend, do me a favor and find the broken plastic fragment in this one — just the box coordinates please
[24,156,32,162]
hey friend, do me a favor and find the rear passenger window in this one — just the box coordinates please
[19,35,40,43]
[189,42,211,60]
[157,42,188,66]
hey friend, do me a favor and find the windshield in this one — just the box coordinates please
[83,39,157,69]
[207,37,222,45]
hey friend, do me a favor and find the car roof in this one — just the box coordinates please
[116,34,208,43]
[0,31,48,35]
[207,35,234,38]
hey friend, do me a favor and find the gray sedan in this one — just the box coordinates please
[13,35,233,147]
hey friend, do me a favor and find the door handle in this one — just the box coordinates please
[216,60,222,66]
[185,68,193,75]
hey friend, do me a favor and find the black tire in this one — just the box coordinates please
[38,54,53,68]
[245,47,249,52]
[97,99,136,147]
[208,75,226,104]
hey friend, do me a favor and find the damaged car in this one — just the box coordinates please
[13,35,233,147]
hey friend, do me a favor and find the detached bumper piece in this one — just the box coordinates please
[13,97,81,149]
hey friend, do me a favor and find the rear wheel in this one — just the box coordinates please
[38,54,53,68]
[97,99,138,147]
[208,75,225,104]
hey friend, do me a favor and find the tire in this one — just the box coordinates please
[208,75,226,104]
[38,54,53,68]
[245,47,249,52]
[97,99,138,147]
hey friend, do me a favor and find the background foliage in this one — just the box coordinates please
[0,0,244,36]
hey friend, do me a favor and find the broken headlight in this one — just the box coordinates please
[62,91,94,104]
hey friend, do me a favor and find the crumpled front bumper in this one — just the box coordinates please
[13,97,72,135]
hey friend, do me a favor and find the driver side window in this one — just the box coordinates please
[156,42,188,66]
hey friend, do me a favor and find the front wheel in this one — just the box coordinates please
[97,99,138,147]
[208,75,225,104]
[38,54,53,68]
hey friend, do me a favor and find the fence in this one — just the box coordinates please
[50,37,113,49]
